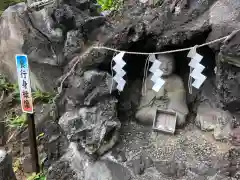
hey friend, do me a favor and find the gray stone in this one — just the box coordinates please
[213,122,232,141]
[154,160,186,178]
[207,0,240,50]
[0,149,16,180]
[216,54,240,112]
[47,160,79,180]
[195,112,217,132]
[58,70,120,155]
[85,160,132,180]
[41,120,69,167]
[215,28,240,119]
[230,127,240,146]
[141,154,153,169]
[208,174,232,180]
[195,101,233,141]
[0,3,62,92]
[47,143,131,180]
[59,96,120,155]
[63,30,84,61]
[60,70,117,111]
[129,158,145,175]
[213,148,240,177]
[53,4,75,27]
[127,154,153,175]
[75,0,91,10]
[82,16,105,35]
[47,143,92,180]
[190,162,216,176]
[28,1,64,42]
[101,150,127,163]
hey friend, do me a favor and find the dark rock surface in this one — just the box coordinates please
[2,0,240,180]
[0,149,16,180]
[0,2,62,92]
[47,143,91,180]
[85,160,132,180]
[58,70,120,155]
[63,30,85,61]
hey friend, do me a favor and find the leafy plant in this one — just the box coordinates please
[12,84,20,101]
[32,89,55,104]
[6,113,27,129]
[36,132,45,140]
[0,0,23,15]
[151,0,164,6]
[13,158,21,173]
[97,0,123,11]
[0,76,15,93]
[27,172,46,180]
[0,75,20,102]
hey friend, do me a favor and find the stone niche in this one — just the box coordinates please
[97,29,219,128]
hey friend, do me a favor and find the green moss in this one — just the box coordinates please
[0,0,23,14]
[97,0,123,12]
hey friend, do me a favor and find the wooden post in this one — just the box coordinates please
[27,113,40,173]
[0,121,5,146]
[15,54,39,173]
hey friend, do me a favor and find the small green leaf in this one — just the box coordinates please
[36,132,45,140]
[97,0,122,11]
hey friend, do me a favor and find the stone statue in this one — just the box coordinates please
[135,54,189,127]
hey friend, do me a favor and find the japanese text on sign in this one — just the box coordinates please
[15,54,33,114]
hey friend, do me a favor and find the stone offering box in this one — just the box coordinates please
[152,109,177,134]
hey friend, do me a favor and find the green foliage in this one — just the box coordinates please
[152,0,164,6]
[97,0,123,11]
[0,75,54,105]
[0,0,23,14]
[0,76,15,93]
[27,172,46,180]
[13,158,21,173]
[32,89,55,104]
[6,113,27,129]
[12,84,21,101]
[0,75,20,101]
[36,132,45,140]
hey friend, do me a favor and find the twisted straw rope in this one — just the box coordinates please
[59,35,230,93]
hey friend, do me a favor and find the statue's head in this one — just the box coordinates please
[156,54,175,76]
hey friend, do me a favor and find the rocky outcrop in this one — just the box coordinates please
[58,70,120,156]
[215,30,240,130]
[2,0,240,180]
[47,142,92,180]
[0,2,62,92]
[0,1,105,92]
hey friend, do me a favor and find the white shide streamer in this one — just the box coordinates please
[188,48,206,89]
[149,55,165,92]
[112,52,126,91]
